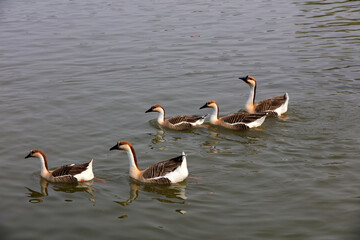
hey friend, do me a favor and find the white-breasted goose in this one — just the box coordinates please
[25,150,94,183]
[109,141,188,185]
[145,104,208,130]
[200,100,267,130]
[239,75,289,117]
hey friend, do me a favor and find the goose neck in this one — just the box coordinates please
[125,145,140,175]
[38,154,50,177]
[246,85,256,113]
[209,105,219,124]
[157,108,165,124]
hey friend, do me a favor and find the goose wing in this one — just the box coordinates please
[142,155,183,180]
[255,94,287,112]
[51,162,90,177]
[51,175,78,183]
[167,115,203,125]
[221,112,266,124]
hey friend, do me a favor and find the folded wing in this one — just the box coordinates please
[51,162,90,177]
[221,112,266,124]
[167,115,204,125]
[255,94,287,113]
[142,155,183,180]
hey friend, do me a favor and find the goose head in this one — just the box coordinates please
[109,141,133,152]
[200,100,218,109]
[25,149,45,159]
[145,104,164,113]
[239,75,257,88]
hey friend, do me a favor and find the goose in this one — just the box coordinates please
[239,75,289,117]
[200,100,267,130]
[145,104,208,130]
[109,141,188,184]
[25,149,94,183]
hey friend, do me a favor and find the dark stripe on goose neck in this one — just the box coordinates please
[253,84,257,105]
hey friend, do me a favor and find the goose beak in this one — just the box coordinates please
[145,107,153,113]
[25,153,32,159]
[200,103,208,109]
[109,144,118,151]
[239,76,248,82]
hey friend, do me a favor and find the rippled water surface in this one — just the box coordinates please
[1,0,359,239]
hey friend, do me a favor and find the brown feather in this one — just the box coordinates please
[167,115,203,124]
[221,112,267,124]
[142,155,183,179]
[164,121,193,130]
[164,115,204,130]
[51,175,78,183]
[148,178,172,185]
[254,94,287,113]
[51,162,90,177]
[225,123,250,130]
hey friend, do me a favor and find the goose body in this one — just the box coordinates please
[146,104,208,130]
[240,76,289,117]
[110,141,188,184]
[25,150,94,183]
[200,100,267,130]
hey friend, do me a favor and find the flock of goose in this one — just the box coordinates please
[25,76,289,185]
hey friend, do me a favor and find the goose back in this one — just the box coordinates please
[142,155,183,180]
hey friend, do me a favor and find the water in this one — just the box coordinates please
[1,0,359,239]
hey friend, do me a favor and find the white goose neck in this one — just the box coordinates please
[246,85,256,113]
[38,154,49,177]
[209,105,219,124]
[157,108,165,124]
[124,146,139,176]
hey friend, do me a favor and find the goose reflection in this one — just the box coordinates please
[149,127,201,148]
[25,177,96,204]
[150,127,196,143]
[202,127,264,154]
[114,179,187,206]
[150,129,166,144]
[209,125,264,141]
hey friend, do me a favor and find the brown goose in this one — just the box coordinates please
[200,100,267,130]
[239,75,289,117]
[145,104,208,130]
[25,149,94,183]
[109,141,188,185]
